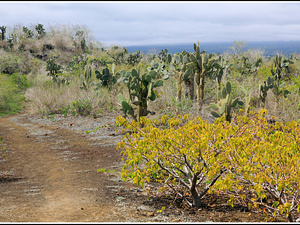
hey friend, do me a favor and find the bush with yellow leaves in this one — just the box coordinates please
[116,109,300,222]
[214,109,300,222]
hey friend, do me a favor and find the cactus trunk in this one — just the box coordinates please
[137,104,143,127]
[197,74,205,111]
[176,71,182,101]
[184,74,194,100]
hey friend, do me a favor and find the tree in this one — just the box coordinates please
[230,40,247,56]
[117,114,233,208]
[23,26,33,38]
[0,26,6,41]
[35,24,46,39]
[158,48,169,62]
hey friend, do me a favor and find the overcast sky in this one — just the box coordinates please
[1,1,300,47]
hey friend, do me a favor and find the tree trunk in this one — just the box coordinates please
[191,185,201,208]
[137,104,146,128]
[198,74,205,111]
[189,73,195,100]
[288,212,295,222]
[176,71,182,101]
[184,74,194,100]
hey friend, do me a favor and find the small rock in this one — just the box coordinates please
[147,212,154,216]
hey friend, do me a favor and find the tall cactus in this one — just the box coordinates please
[259,76,274,106]
[80,66,93,90]
[270,54,293,109]
[214,56,233,92]
[46,55,62,78]
[271,54,293,81]
[0,26,6,41]
[168,52,191,101]
[187,41,218,110]
[206,81,244,122]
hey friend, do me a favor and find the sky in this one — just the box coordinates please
[1,1,300,47]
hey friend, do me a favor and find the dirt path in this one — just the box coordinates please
[0,112,144,222]
[0,111,280,222]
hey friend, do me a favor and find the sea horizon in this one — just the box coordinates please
[125,40,300,57]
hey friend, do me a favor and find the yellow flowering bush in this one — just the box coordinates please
[215,109,300,222]
[117,114,239,207]
[116,110,300,221]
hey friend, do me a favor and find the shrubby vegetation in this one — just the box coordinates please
[117,109,300,222]
[0,73,30,116]
[1,22,300,222]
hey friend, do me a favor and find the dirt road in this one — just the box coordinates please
[0,112,148,222]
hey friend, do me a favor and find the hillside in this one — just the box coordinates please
[1,23,300,222]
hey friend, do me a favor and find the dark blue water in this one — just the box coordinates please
[126,41,300,57]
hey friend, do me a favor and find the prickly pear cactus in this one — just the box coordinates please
[95,63,117,88]
[259,76,274,105]
[117,67,164,125]
[187,41,218,110]
[80,66,92,90]
[207,81,244,122]
[168,52,191,101]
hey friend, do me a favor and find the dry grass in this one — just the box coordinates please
[24,77,127,117]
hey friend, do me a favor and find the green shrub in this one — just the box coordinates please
[70,99,92,116]
[0,52,21,75]
[0,73,30,116]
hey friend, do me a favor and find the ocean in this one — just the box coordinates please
[126,41,300,57]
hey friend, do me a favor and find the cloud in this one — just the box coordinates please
[1,2,300,46]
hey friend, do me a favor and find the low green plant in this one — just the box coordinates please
[59,105,71,118]
[0,52,22,75]
[50,114,56,122]
[0,26,6,41]
[35,23,46,39]
[0,137,6,160]
[70,99,92,116]
[236,56,262,75]
[0,73,28,116]
[46,55,67,87]
[46,55,62,77]
[97,168,116,173]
